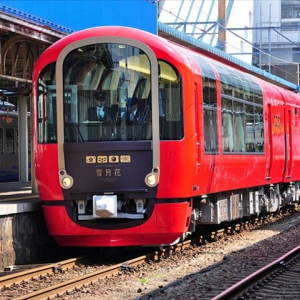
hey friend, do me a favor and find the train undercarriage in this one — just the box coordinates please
[190,182,300,231]
[71,182,300,233]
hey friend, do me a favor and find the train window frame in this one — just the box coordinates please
[37,62,57,144]
[157,59,183,141]
[213,61,264,154]
[191,54,219,154]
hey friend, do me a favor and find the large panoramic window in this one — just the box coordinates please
[62,43,182,142]
[37,62,57,144]
[213,62,264,153]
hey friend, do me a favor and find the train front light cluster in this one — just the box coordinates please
[145,167,160,187]
[59,169,74,189]
[62,177,72,188]
[146,174,157,186]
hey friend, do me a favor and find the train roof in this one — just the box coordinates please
[35,25,299,93]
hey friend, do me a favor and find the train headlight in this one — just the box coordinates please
[145,168,160,187]
[62,177,72,188]
[146,174,157,186]
[58,169,74,189]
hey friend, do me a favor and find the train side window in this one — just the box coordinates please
[254,87,263,105]
[203,78,218,152]
[254,106,264,152]
[245,105,255,152]
[192,55,219,153]
[158,60,183,140]
[222,98,234,152]
[37,62,57,144]
[213,60,264,154]
[233,101,245,152]
[0,128,3,154]
[5,128,14,154]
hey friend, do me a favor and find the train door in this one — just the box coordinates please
[266,104,273,180]
[284,104,293,180]
[194,82,201,171]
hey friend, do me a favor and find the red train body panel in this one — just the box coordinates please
[32,26,300,247]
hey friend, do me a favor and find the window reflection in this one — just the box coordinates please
[213,61,264,153]
[62,44,183,142]
[192,55,219,153]
[37,62,57,144]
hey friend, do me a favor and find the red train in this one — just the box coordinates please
[32,26,300,247]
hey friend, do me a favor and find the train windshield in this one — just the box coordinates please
[62,43,182,142]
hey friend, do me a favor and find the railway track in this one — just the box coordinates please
[2,245,189,300]
[0,208,297,300]
[212,244,300,300]
[0,256,86,289]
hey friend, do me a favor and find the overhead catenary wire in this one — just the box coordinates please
[156,0,299,71]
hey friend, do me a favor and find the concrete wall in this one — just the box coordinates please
[0,204,58,271]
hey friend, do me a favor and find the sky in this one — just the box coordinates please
[0,0,157,33]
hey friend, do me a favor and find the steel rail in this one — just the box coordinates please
[15,254,154,300]
[0,256,86,289]
[13,215,274,299]
[212,244,300,300]
[14,241,194,300]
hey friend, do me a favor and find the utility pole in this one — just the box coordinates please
[217,0,226,51]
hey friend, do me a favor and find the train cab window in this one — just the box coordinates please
[5,128,14,154]
[62,43,154,142]
[37,62,57,144]
[0,128,3,154]
[192,55,218,153]
[61,43,184,142]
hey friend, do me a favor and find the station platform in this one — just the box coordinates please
[0,181,40,215]
[0,182,57,271]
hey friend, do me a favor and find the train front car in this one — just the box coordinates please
[32,27,194,247]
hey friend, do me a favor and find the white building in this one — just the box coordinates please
[253,0,300,84]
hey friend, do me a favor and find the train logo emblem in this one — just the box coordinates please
[86,155,131,164]
[86,156,96,163]
[120,155,131,163]
[109,156,119,163]
[97,156,107,163]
